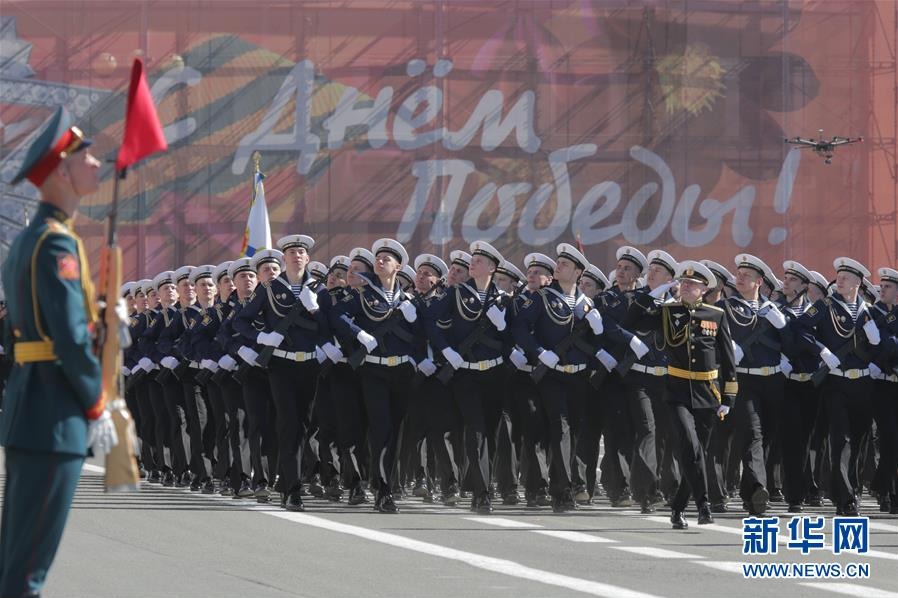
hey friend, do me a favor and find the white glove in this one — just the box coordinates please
[732,341,744,365]
[201,358,218,372]
[299,285,320,312]
[161,356,179,370]
[138,357,155,372]
[509,348,528,371]
[238,345,260,366]
[315,346,326,363]
[869,362,883,378]
[87,410,119,456]
[595,349,618,372]
[257,331,284,348]
[863,320,881,345]
[585,309,603,335]
[819,347,841,370]
[629,336,649,359]
[716,405,731,420]
[122,366,131,377]
[779,355,792,377]
[398,300,417,323]
[650,281,676,299]
[538,349,560,369]
[322,342,344,363]
[218,354,238,371]
[442,347,464,370]
[418,358,437,376]
[763,304,787,329]
[357,330,378,353]
[486,305,506,331]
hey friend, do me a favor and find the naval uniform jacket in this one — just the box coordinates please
[719,294,791,369]
[422,278,507,364]
[794,294,880,371]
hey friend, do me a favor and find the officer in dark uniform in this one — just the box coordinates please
[234,236,326,511]
[870,267,898,513]
[795,257,880,516]
[332,239,418,513]
[0,106,117,597]
[625,260,738,529]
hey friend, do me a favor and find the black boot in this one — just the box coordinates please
[285,490,305,512]
[476,492,494,514]
[697,503,714,525]
[671,510,688,529]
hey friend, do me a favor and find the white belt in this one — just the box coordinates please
[364,355,410,367]
[459,357,504,371]
[631,364,668,377]
[517,364,534,373]
[829,368,869,379]
[272,349,317,363]
[873,373,898,383]
[735,365,782,377]
[189,361,200,369]
[787,372,814,382]
[553,363,587,374]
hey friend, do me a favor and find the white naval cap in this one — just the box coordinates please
[878,267,898,285]
[329,255,351,272]
[449,250,471,269]
[734,253,771,277]
[556,243,588,270]
[120,281,137,297]
[702,260,736,289]
[372,238,409,266]
[213,261,233,282]
[833,257,871,279]
[277,234,315,252]
[783,260,812,284]
[862,278,880,302]
[766,273,784,292]
[469,240,503,266]
[616,246,648,272]
[350,247,375,269]
[308,261,328,280]
[228,258,254,280]
[251,249,284,271]
[188,264,216,284]
[135,279,154,295]
[496,259,525,284]
[397,265,416,287]
[582,264,610,290]
[524,253,555,274]
[173,265,196,284]
[647,250,677,277]
[676,260,717,289]
[152,270,176,290]
[414,254,449,278]
[808,270,830,293]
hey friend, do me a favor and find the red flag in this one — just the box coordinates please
[115,58,167,170]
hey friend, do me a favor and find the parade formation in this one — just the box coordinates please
[109,234,898,529]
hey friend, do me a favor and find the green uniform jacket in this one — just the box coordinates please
[0,202,102,456]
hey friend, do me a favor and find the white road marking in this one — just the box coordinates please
[693,561,745,574]
[868,521,898,533]
[464,517,538,528]
[465,516,617,542]
[798,583,898,597]
[610,546,702,559]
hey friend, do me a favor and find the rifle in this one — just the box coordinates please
[434,287,509,385]
[738,320,781,363]
[255,299,319,368]
[530,320,593,384]
[811,336,872,387]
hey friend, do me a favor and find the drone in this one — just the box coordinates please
[784,130,863,164]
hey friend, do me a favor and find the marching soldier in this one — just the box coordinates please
[868,267,898,513]
[447,251,471,287]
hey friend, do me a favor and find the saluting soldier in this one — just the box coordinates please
[0,106,117,597]
[625,261,738,529]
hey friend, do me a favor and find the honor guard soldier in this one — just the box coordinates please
[795,257,881,516]
[122,281,154,478]
[308,261,328,284]
[234,235,326,511]
[423,241,512,513]
[579,264,610,299]
[511,243,603,512]
[701,260,737,304]
[447,251,471,286]
[626,261,738,529]
[332,239,418,513]
[397,265,416,292]
[0,106,117,597]
[870,267,898,513]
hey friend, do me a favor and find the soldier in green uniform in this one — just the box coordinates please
[0,107,117,597]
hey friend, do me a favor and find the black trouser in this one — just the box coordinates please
[421,375,462,493]
[147,374,172,471]
[760,379,785,493]
[781,378,821,505]
[160,378,189,476]
[732,373,774,500]
[707,409,733,505]
[872,381,898,498]
[824,376,874,508]
[622,371,662,502]
[134,378,158,471]
[512,371,548,495]
[669,402,715,511]
[219,376,251,490]
[536,370,589,499]
[598,375,630,500]
[182,373,211,481]
[651,385,679,498]
[267,358,319,494]
[808,394,830,499]
[242,368,277,487]
[313,370,340,485]
[400,374,429,489]
[451,367,509,496]
[361,361,413,494]
[204,377,231,481]
[330,363,368,489]
[493,372,519,496]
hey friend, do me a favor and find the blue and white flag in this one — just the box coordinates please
[241,171,271,257]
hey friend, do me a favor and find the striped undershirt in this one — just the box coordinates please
[565,294,576,308]
[290,282,303,299]
[846,300,859,321]
[384,289,395,304]
[478,290,488,303]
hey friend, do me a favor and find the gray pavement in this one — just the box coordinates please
[1,454,896,598]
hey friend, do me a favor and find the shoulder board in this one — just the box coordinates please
[44,219,73,236]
